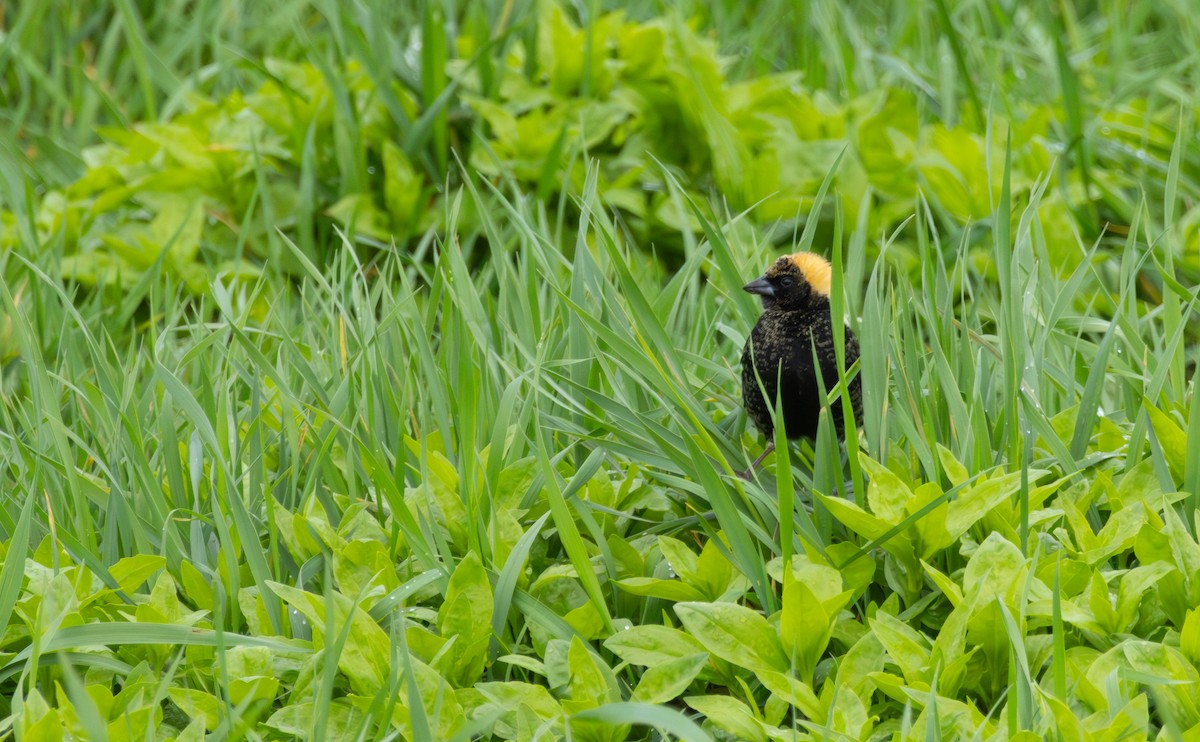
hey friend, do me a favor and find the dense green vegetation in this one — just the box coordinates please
[2,1,1199,739]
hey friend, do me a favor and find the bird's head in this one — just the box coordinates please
[743,252,833,310]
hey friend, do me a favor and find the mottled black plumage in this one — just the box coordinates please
[739,252,862,478]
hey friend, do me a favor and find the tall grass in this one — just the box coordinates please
[2,146,1196,732]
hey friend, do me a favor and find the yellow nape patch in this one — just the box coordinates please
[788,252,833,296]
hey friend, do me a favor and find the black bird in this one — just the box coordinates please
[739,252,862,479]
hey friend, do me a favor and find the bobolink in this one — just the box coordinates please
[739,252,862,478]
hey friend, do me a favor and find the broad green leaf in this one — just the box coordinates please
[405,623,447,666]
[238,586,275,637]
[630,653,708,704]
[684,695,766,742]
[269,495,312,563]
[606,533,645,579]
[1115,562,1174,632]
[25,568,81,636]
[859,452,912,523]
[563,602,607,640]
[827,681,871,738]
[1182,609,1200,668]
[174,718,207,742]
[815,493,895,542]
[756,670,822,719]
[1163,506,1200,583]
[868,671,993,731]
[333,539,401,603]
[1082,502,1145,565]
[615,577,707,603]
[1115,457,1165,511]
[870,611,931,683]
[656,536,699,586]
[1044,696,1085,741]
[1027,594,1102,634]
[921,561,964,606]
[105,703,160,742]
[945,470,1035,539]
[917,125,994,220]
[436,551,494,687]
[269,581,389,694]
[566,635,620,708]
[604,625,707,667]
[168,688,220,732]
[572,702,710,741]
[961,532,1027,608]
[326,193,392,241]
[1144,400,1187,484]
[1083,691,1149,737]
[935,444,970,487]
[675,602,788,674]
[178,560,214,612]
[495,456,537,510]
[1121,641,1200,728]
[54,680,111,740]
[835,630,886,703]
[823,542,876,599]
[933,601,977,699]
[1060,497,1100,555]
[496,653,546,676]
[1087,572,1119,635]
[264,701,367,739]
[16,689,61,742]
[228,676,280,706]
[693,537,741,600]
[108,555,166,595]
[910,481,954,557]
[780,570,844,682]
[467,681,564,737]
[772,554,846,605]
[404,445,469,549]
[136,571,184,624]
[301,495,344,553]
[225,645,272,678]
[382,140,422,235]
[362,655,465,741]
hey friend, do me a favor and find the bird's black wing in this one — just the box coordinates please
[777,327,824,440]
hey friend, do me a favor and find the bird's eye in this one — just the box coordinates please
[780,277,795,288]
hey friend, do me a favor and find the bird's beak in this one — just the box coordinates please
[743,276,774,297]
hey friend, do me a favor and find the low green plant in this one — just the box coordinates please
[6,2,1200,305]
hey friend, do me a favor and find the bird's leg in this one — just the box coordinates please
[737,440,776,480]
